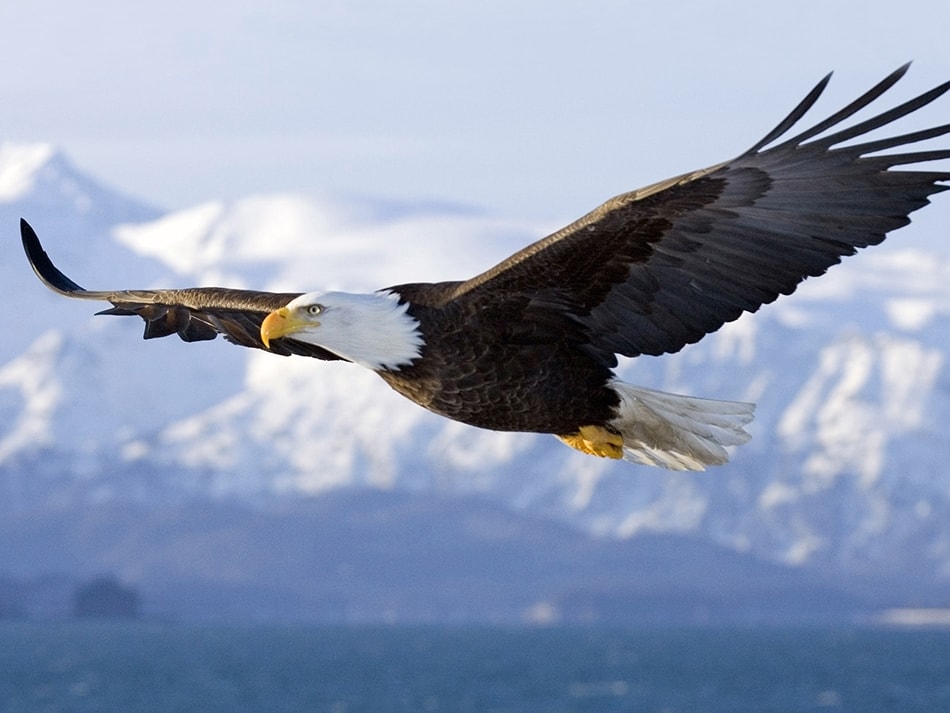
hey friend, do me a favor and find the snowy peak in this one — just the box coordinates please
[113,191,535,292]
[0,143,57,202]
[0,141,117,213]
[0,141,159,230]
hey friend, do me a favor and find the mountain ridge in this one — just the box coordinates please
[3,142,950,619]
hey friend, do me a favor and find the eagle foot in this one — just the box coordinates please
[557,425,624,459]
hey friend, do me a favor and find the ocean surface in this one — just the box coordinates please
[2,623,949,712]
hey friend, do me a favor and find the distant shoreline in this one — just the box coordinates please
[875,608,950,627]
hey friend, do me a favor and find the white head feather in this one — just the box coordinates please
[283,290,423,371]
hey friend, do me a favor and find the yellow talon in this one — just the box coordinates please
[557,425,624,459]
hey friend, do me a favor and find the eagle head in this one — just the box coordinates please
[260,290,423,371]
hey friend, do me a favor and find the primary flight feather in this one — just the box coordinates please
[21,65,950,469]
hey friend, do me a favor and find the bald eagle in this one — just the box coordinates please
[21,66,950,470]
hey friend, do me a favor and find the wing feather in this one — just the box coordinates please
[438,67,950,362]
[20,219,343,361]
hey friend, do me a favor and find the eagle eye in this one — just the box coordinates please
[307,304,324,316]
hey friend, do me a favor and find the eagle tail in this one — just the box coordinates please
[608,380,754,471]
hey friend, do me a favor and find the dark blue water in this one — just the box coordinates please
[2,623,950,712]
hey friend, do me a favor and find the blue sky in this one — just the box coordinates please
[2,0,949,221]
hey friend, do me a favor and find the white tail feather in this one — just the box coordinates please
[609,380,755,471]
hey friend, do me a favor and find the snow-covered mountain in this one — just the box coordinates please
[2,143,950,618]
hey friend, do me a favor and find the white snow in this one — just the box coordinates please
[886,298,938,331]
[0,143,55,201]
[114,202,226,278]
[0,331,63,463]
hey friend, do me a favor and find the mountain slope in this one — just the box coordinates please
[3,143,950,610]
[0,492,888,623]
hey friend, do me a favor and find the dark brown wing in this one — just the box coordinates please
[437,65,950,363]
[20,219,344,361]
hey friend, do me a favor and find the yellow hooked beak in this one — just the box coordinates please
[261,306,311,349]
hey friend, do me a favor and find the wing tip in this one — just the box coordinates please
[20,218,87,295]
[744,62,925,156]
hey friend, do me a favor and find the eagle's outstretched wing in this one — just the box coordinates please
[444,64,950,364]
[22,67,950,369]
[20,219,344,361]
